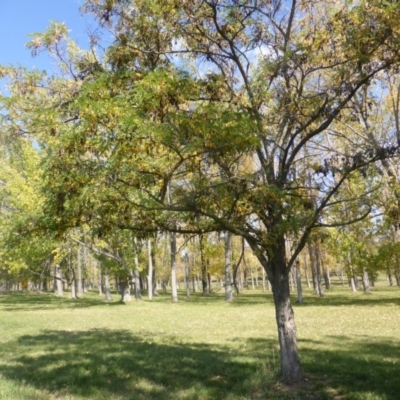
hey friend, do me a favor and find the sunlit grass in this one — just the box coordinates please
[0,277,399,399]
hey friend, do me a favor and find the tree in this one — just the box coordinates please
[3,0,400,384]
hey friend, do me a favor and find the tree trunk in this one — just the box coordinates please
[133,237,142,300]
[250,268,255,290]
[314,242,324,297]
[54,265,63,297]
[199,234,208,295]
[98,265,103,296]
[295,260,303,304]
[387,267,394,286]
[170,231,178,302]
[303,253,311,289]
[322,254,331,290]
[148,238,153,300]
[348,254,357,292]
[362,268,371,294]
[262,267,266,292]
[104,269,112,302]
[120,278,132,302]
[183,249,190,300]
[207,272,212,293]
[307,242,317,293]
[224,231,233,301]
[243,267,249,289]
[77,245,83,297]
[269,237,303,383]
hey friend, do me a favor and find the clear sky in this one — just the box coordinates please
[0,0,94,71]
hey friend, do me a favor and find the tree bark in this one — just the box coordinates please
[104,268,112,302]
[269,237,303,383]
[77,245,83,297]
[54,265,63,297]
[362,268,371,294]
[224,231,233,301]
[183,248,190,300]
[303,253,311,289]
[133,237,142,300]
[170,231,178,302]
[262,267,266,292]
[148,238,153,300]
[314,242,324,297]
[199,234,208,295]
[295,260,303,304]
[98,264,103,296]
[120,277,132,302]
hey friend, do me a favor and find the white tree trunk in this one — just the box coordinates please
[224,231,233,301]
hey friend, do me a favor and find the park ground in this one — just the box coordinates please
[0,278,399,400]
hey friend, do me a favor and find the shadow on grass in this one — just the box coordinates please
[1,326,399,400]
[248,335,400,400]
[0,328,271,400]
[295,290,400,308]
[0,291,114,311]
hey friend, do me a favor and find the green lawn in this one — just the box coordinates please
[0,279,399,400]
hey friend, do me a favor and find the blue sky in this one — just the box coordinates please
[0,0,94,71]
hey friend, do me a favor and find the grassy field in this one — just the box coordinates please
[0,279,399,400]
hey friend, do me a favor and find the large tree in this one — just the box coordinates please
[3,0,400,384]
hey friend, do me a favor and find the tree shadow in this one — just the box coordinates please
[0,291,113,311]
[0,328,268,400]
[296,291,400,308]
[248,335,400,400]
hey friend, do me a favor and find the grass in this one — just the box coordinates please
[0,278,399,399]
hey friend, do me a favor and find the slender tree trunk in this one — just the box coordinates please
[183,249,190,300]
[148,238,153,300]
[207,272,213,293]
[104,268,112,301]
[289,269,294,293]
[295,260,303,304]
[192,276,196,293]
[170,231,178,302]
[199,234,208,295]
[362,268,371,294]
[54,265,63,297]
[243,267,249,289]
[133,237,142,300]
[83,243,88,293]
[262,267,266,292]
[314,242,324,297]
[77,245,83,297]
[387,267,393,286]
[224,231,233,301]
[303,253,311,289]
[308,242,319,294]
[98,265,103,296]
[250,268,255,290]
[348,254,357,292]
[322,252,331,290]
